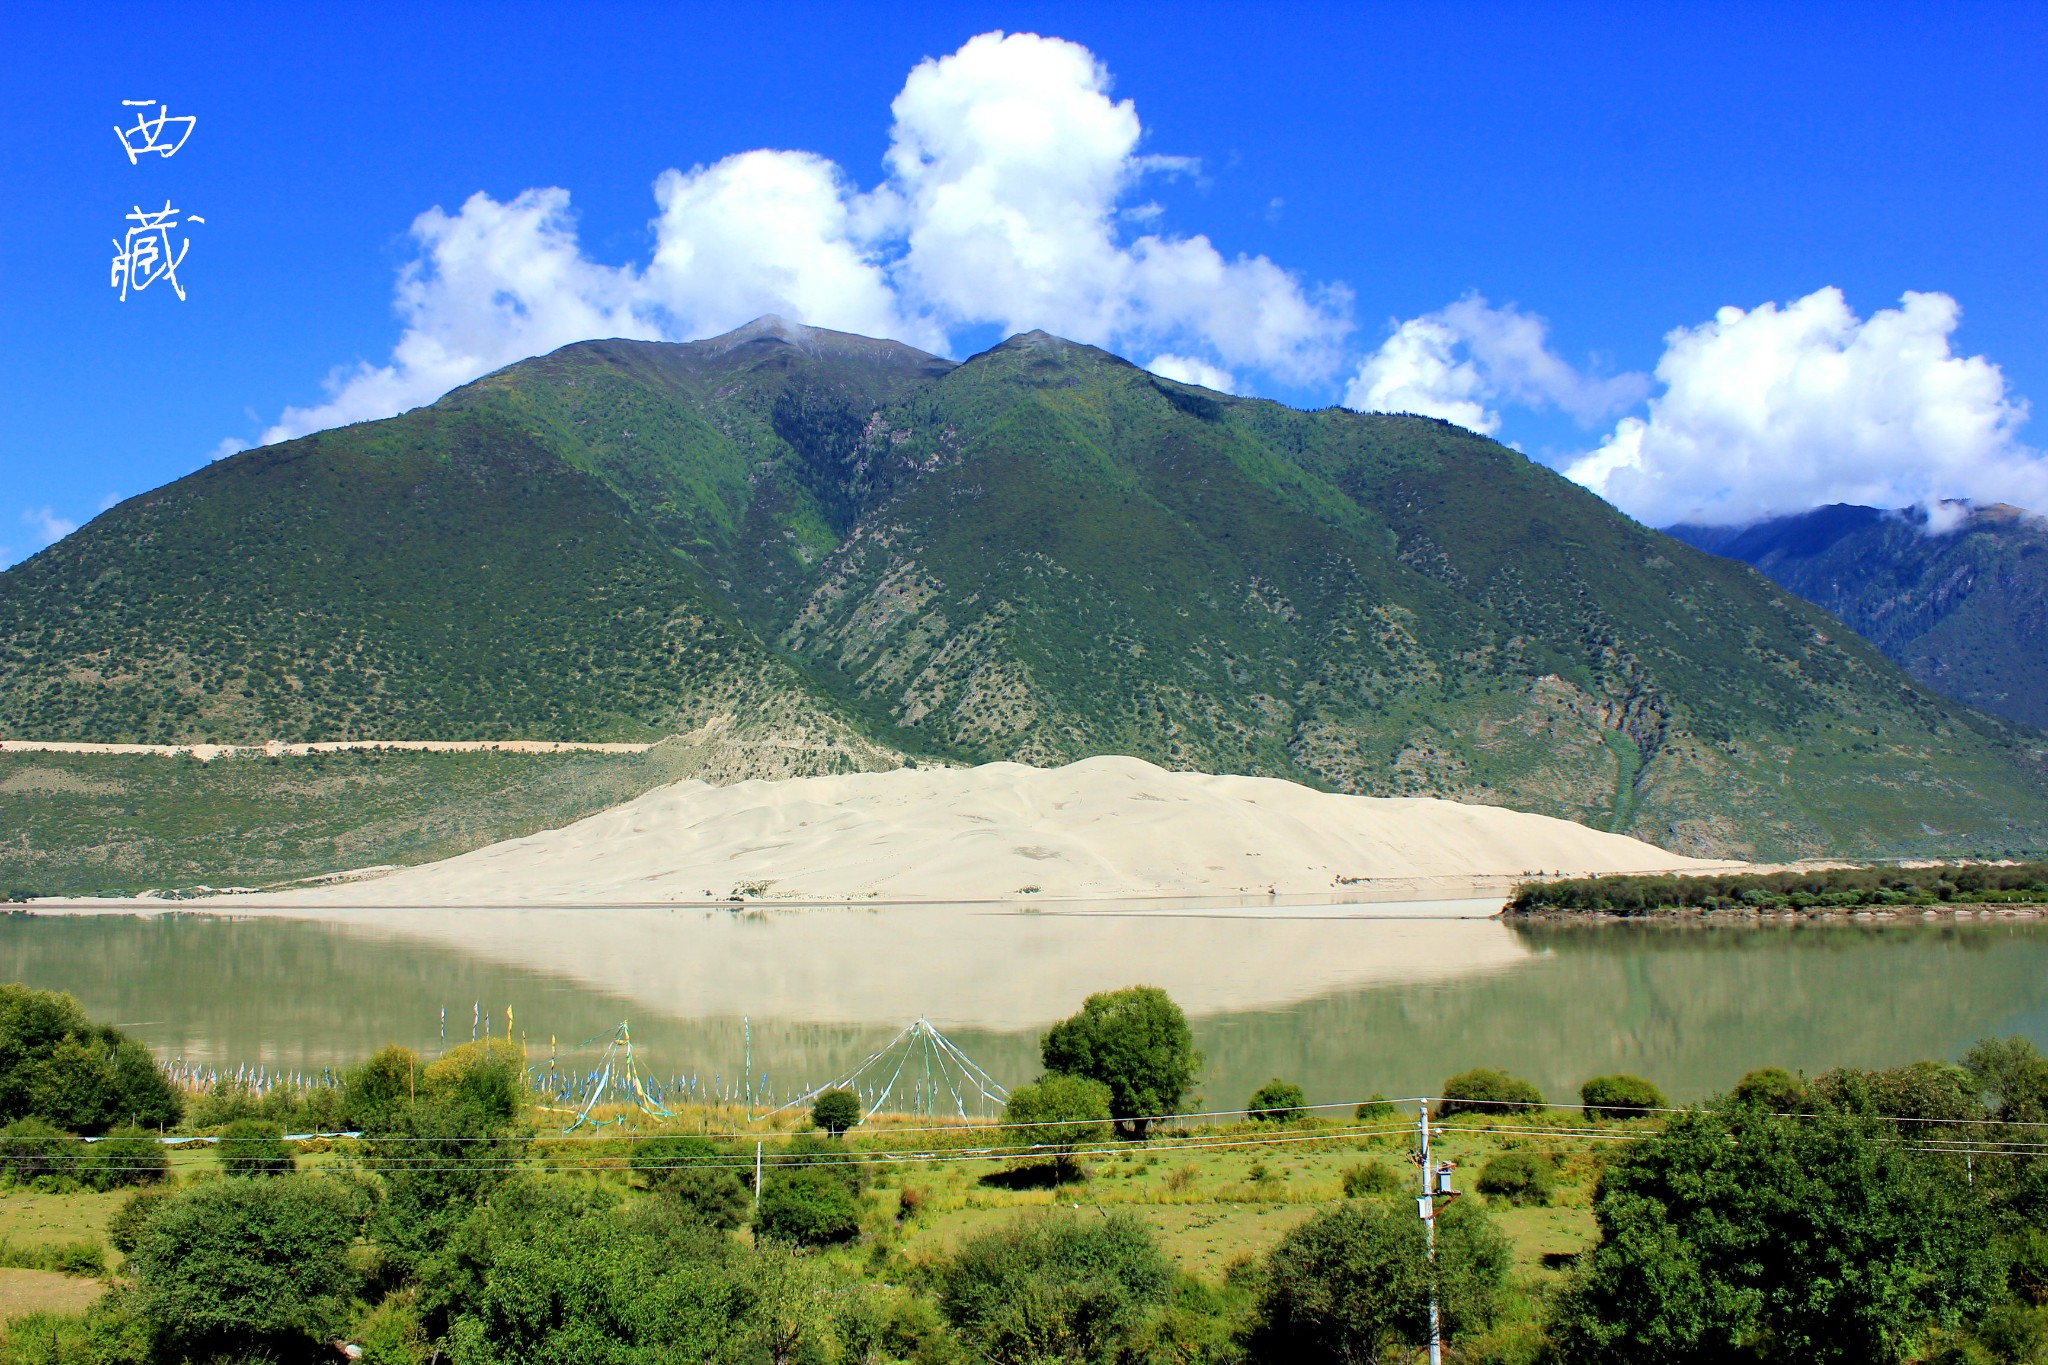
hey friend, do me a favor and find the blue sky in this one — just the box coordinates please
[3,3,2045,566]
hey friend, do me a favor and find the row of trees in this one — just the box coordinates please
[1509,861,2048,914]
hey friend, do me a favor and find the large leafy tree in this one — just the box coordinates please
[934,1212,1173,1365]
[1040,986,1201,1138]
[1550,1101,2003,1363]
[1002,1073,1112,1182]
[126,1175,365,1362]
[1244,1198,1507,1363]
[0,983,181,1134]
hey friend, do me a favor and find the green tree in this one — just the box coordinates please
[1040,986,1202,1138]
[1003,1074,1113,1182]
[78,1126,168,1191]
[934,1212,1174,1365]
[628,1135,750,1231]
[1549,1103,2003,1363]
[1247,1079,1308,1123]
[0,984,181,1134]
[1244,1198,1507,1363]
[106,1185,177,1255]
[1580,1074,1666,1120]
[755,1168,862,1247]
[1437,1068,1544,1118]
[218,1118,294,1176]
[0,1117,77,1185]
[811,1087,861,1136]
[423,1177,842,1363]
[1475,1151,1553,1206]
[1961,1035,2048,1227]
[1729,1066,1807,1112]
[127,1175,365,1362]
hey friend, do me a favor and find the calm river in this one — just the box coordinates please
[3,903,2044,1112]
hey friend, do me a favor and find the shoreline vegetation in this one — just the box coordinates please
[1507,861,2048,919]
[2,983,2048,1360]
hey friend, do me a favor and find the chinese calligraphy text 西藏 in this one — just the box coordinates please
[113,100,196,163]
[110,202,206,302]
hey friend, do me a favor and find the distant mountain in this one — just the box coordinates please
[5,316,2048,861]
[1667,503,2048,729]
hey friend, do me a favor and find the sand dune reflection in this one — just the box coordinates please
[277,901,1527,1030]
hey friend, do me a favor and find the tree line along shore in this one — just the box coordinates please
[1506,860,2048,918]
[1,981,2047,1362]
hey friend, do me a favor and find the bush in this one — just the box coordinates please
[127,1175,366,1362]
[1580,1074,1666,1121]
[1003,1073,1113,1181]
[811,1088,861,1136]
[1476,1151,1553,1206]
[78,1127,167,1191]
[1245,1197,1508,1360]
[629,1135,750,1231]
[218,1119,294,1177]
[1437,1068,1544,1118]
[0,1240,105,1277]
[0,1118,78,1186]
[934,1213,1173,1364]
[1341,1161,1405,1198]
[423,1180,843,1364]
[0,1311,93,1365]
[1355,1094,1399,1121]
[755,1169,861,1246]
[1041,986,1202,1138]
[1549,1103,2004,1363]
[107,1186,177,1255]
[1246,1079,1307,1123]
[1730,1067,1807,1112]
[0,984,182,1134]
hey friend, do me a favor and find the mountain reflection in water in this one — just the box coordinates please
[1,907,2043,1109]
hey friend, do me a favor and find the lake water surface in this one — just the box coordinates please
[4,903,2045,1112]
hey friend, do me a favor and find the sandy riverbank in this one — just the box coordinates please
[119,754,1733,909]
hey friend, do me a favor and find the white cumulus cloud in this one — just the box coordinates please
[1344,295,1645,434]
[1146,354,1237,393]
[1565,287,2044,527]
[249,31,1349,450]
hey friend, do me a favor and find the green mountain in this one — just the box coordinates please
[5,316,2047,863]
[1668,503,2048,730]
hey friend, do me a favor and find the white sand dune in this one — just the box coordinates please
[212,755,1725,907]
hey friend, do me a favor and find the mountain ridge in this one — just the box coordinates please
[1667,502,2048,729]
[5,318,2047,863]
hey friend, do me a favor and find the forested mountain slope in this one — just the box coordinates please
[1669,502,2048,729]
[4,317,2044,861]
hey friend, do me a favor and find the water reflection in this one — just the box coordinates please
[0,908,2043,1110]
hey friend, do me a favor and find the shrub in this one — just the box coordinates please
[107,1186,177,1255]
[1341,1161,1405,1198]
[1476,1151,1553,1206]
[218,1119,293,1177]
[1437,1068,1545,1118]
[811,1088,861,1136]
[1580,1074,1666,1121]
[1355,1094,1399,1121]
[78,1127,168,1191]
[755,1169,861,1246]
[0,1118,78,1185]
[629,1135,749,1231]
[1246,1079,1307,1123]
[1730,1067,1807,1112]
[1041,986,1202,1138]
[934,1213,1173,1364]
[127,1175,366,1362]
[0,1240,105,1277]
[0,984,182,1134]
[1245,1197,1508,1359]
[1003,1073,1113,1181]
[1549,1103,2004,1363]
